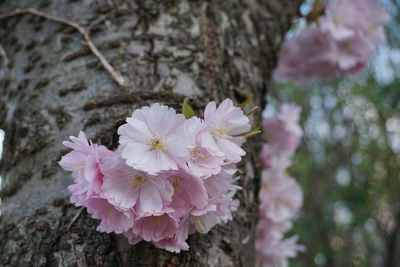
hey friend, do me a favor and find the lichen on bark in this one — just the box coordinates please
[0,0,301,266]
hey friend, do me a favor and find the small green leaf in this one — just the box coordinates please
[237,94,254,111]
[232,127,262,138]
[182,98,197,119]
[245,106,258,116]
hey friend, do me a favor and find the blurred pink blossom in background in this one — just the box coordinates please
[273,0,389,83]
[256,103,305,267]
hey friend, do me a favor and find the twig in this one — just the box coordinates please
[67,207,84,230]
[0,8,128,88]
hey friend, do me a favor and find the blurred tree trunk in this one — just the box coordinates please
[0,0,301,266]
[386,207,400,267]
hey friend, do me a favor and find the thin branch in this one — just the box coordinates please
[66,207,85,230]
[0,8,128,88]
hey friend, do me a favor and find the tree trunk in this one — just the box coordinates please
[0,0,301,266]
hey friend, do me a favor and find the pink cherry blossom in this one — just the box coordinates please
[259,144,292,170]
[123,230,143,245]
[336,34,376,71]
[273,27,339,83]
[256,220,285,254]
[131,212,178,242]
[257,235,305,267]
[256,103,304,266]
[190,200,237,234]
[319,0,366,41]
[201,99,251,163]
[68,174,91,207]
[155,238,189,253]
[273,0,389,82]
[59,131,113,198]
[190,204,218,234]
[259,170,303,223]
[260,104,302,170]
[179,117,224,179]
[320,0,389,43]
[60,99,250,253]
[320,0,389,73]
[118,103,190,174]
[256,219,303,267]
[203,168,237,198]
[190,186,240,234]
[262,103,303,152]
[153,217,191,253]
[161,169,208,218]
[256,218,293,243]
[101,155,173,215]
[85,197,134,234]
[212,188,240,223]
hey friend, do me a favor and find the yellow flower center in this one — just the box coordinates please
[170,175,184,197]
[149,138,165,151]
[190,148,206,162]
[131,173,148,188]
[211,127,232,139]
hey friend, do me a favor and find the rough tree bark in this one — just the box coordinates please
[0,0,301,266]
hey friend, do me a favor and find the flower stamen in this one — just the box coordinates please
[190,148,207,162]
[211,128,232,139]
[149,138,165,151]
[192,216,205,233]
[131,174,148,188]
[170,175,184,197]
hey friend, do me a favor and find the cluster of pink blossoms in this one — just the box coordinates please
[256,104,305,267]
[59,99,252,252]
[273,0,389,83]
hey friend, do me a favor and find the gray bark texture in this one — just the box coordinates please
[0,0,301,266]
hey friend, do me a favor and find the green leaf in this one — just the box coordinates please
[245,106,258,116]
[232,127,262,138]
[237,94,254,111]
[182,98,197,119]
